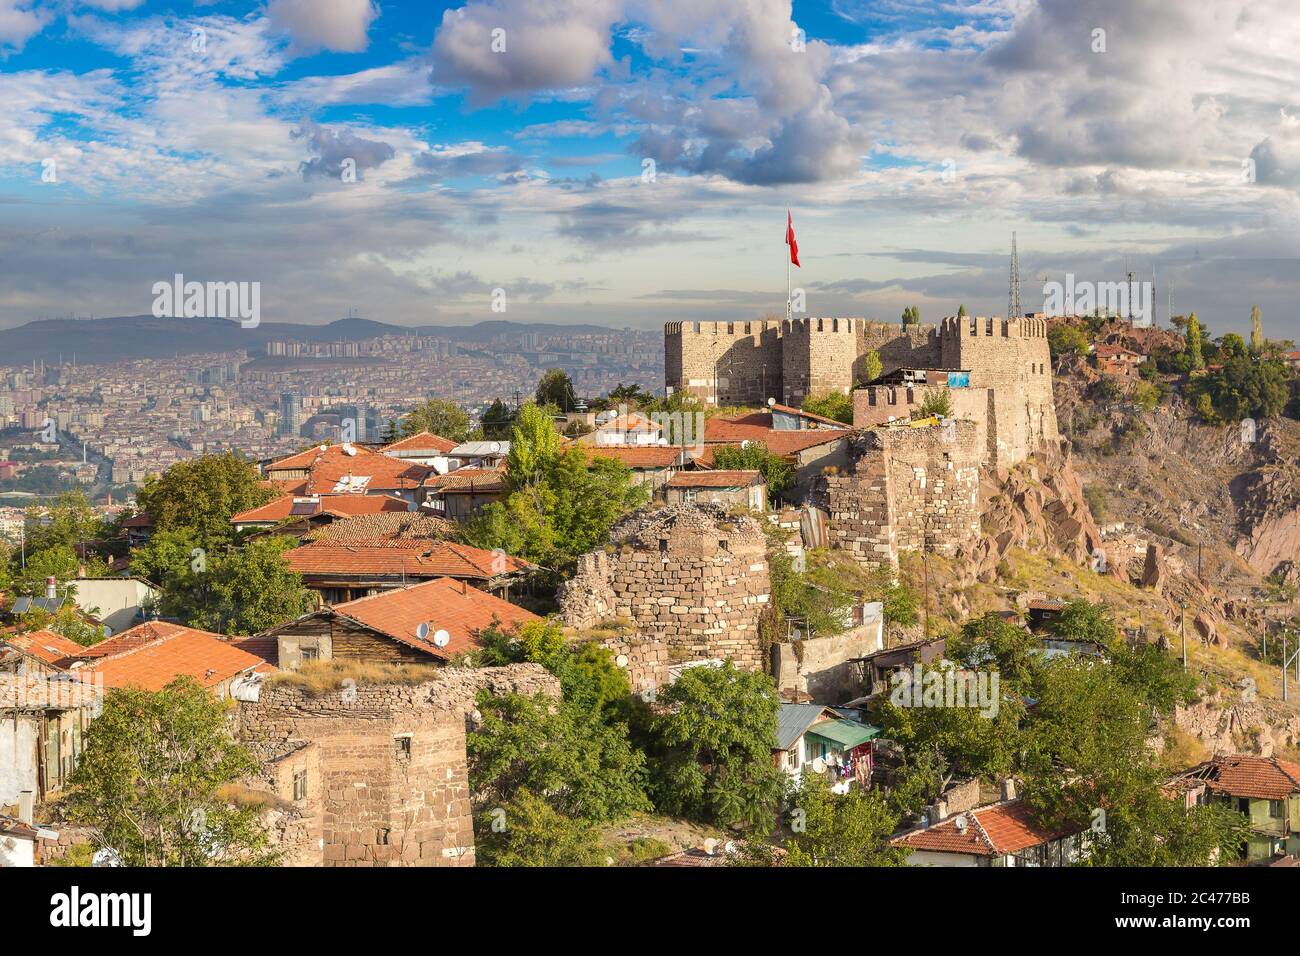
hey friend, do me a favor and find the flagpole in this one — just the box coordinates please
[786,244,792,324]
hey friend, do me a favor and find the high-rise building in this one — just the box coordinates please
[279,391,302,437]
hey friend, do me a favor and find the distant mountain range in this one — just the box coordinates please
[0,315,633,366]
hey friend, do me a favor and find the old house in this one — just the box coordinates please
[255,577,541,670]
[849,636,947,698]
[1171,754,1300,863]
[583,445,687,492]
[231,493,410,534]
[284,537,533,604]
[774,702,880,791]
[701,410,852,502]
[67,576,160,634]
[67,621,273,698]
[892,799,1087,867]
[263,444,430,503]
[664,470,766,511]
[2,630,87,675]
[0,672,100,807]
[420,467,508,522]
[577,411,663,446]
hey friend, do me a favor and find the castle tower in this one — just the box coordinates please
[780,317,856,407]
[665,320,783,406]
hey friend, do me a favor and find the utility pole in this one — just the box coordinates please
[1180,601,1187,670]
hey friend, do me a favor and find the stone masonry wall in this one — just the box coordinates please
[816,423,982,569]
[665,320,784,406]
[235,664,559,868]
[558,504,771,693]
[780,317,857,407]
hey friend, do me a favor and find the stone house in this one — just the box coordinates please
[0,672,101,807]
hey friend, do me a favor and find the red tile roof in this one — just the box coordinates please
[304,455,430,495]
[666,470,763,488]
[3,629,86,667]
[1178,754,1300,801]
[703,413,851,457]
[583,445,687,469]
[302,512,455,543]
[72,621,272,692]
[231,494,410,524]
[893,800,1081,857]
[381,431,458,454]
[284,539,533,579]
[328,577,540,659]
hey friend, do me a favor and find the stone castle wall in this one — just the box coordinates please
[235,665,559,867]
[780,317,857,407]
[664,320,783,406]
[816,423,982,569]
[558,504,771,693]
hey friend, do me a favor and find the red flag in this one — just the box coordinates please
[786,210,800,268]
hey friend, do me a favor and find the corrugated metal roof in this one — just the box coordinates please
[806,719,881,749]
[775,702,828,751]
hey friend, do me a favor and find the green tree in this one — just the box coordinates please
[13,544,84,596]
[916,388,953,418]
[1250,304,1264,355]
[712,441,794,499]
[506,402,561,488]
[1047,599,1118,646]
[947,612,1041,693]
[801,391,853,424]
[399,398,471,443]
[1185,312,1204,370]
[15,602,108,646]
[1048,323,1090,359]
[535,368,578,412]
[66,676,279,866]
[23,490,109,554]
[475,788,605,866]
[192,537,314,635]
[136,452,278,545]
[468,691,651,823]
[782,773,907,867]
[480,399,514,439]
[647,662,784,830]
[957,304,968,318]
[860,349,884,385]
[901,305,920,326]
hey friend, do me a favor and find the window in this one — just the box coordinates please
[377,828,391,845]
[659,538,669,554]
[1270,799,1283,819]
[293,770,308,801]
[718,539,729,551]
[395,735,412,758]
[300,646,319,663]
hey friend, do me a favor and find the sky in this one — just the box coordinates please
[1,0,1299,340]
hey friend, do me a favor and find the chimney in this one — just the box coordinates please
[928,799,949,822]
[45,576,57,600]
[1000,777,1017,801]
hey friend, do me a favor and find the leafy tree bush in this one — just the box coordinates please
[66,676,279,866]
[713,441,794,499]
[399,398,471,442]
[781,772,907,867]
[136,452,277,545]
[474,788,605,867]
[1048,324,1090,359]
[801,391,853,424]
[647,662,784,830]
[916,388,952,418]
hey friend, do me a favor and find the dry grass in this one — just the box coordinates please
[216,782,293,812]
[265,659,444,695]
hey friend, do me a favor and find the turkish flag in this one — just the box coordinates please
[786,210,800,267]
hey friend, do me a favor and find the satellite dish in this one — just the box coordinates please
[740,439,751,449]
[703,838,719,856]
[102,626,112,638]
[342,443,356,456]
[415,622,430,641]
[615,654,629,668]
[723,840,737,855]
[767,397,776,407]
[811,757,827,774]
[432,629,450,648]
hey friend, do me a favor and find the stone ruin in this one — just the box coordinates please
[234,663,560,867]
[559,503,771,693]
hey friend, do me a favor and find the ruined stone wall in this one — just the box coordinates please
[780,317,857,406]
[235,665,559,868]
[558,504,771,692]
[770,615,883,702]
[665,320,783,406]
[816,423,982,569]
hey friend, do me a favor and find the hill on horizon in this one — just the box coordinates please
[0,315,636,365]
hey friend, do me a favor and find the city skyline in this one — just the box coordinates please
[1,1,1299,339]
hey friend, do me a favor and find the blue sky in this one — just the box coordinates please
[1,0,1299,342]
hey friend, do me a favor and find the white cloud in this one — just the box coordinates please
[267,0,379,54]
[0,0,50,53]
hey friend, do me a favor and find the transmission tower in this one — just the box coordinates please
[1008,231,1022,319]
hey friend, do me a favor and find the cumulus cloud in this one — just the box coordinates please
[431,0,621,103]
[267,0,379,53]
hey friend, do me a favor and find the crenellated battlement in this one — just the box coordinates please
[938,315,1048,339]
[667,319,784,337]
[781,317,858,335]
